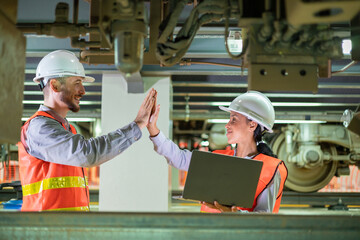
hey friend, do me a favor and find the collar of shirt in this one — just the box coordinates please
[233,148,257,159]
[38,105,70,130]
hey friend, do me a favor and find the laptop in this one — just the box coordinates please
[176,150,263,208]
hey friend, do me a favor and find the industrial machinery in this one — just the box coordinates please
[0,0,359,192]
[271,123,360,192]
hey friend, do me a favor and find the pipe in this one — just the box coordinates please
[331,60,358,74]
[180,60,242,68]
[18,23,100,38]
[73,0,79,24]
[71,37,101,49]
[80,49,115,60]
[285,129,293,155]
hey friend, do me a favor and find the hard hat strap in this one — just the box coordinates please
[38,79,46,91]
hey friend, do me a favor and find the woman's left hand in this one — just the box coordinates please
[201,201,238,212]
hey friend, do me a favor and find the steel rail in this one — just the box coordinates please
[0,211,359,240]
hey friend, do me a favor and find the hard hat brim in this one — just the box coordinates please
[33,74,95,84]
[219,106,273,133]
[219,106,232,113]
[84,76,95,82]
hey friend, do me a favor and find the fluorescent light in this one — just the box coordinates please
[199,102,352,107]
[94,121,102,137]
[22,100,44,104]
[22,117,97,122]
[208,119,228,123]
[22,100,101,105]
[272,102,351,107]
[342,39,352,55]
[68,118,96,122]
[275,120,326,124]
[211,102,231,106]
[208,119,326,124]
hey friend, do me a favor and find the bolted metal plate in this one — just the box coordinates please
[248,63,318,92]
[0,10,26,144]
[285,0,360,25]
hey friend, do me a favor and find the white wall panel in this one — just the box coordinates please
[99,73,170,212]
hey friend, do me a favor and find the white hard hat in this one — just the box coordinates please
[33,50,95,84]
[219,91,275,133]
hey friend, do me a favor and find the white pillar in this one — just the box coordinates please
[99,73,170,212]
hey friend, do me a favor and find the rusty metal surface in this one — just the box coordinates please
[0,0,18,24]
[0,212,359,240]
[351,13,360,61]
[0,11,26,144]
[285,0,360,25]
[143,0,162,65]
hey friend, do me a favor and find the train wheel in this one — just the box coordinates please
[271,133,338,192]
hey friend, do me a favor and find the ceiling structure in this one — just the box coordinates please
[12,0,360,144]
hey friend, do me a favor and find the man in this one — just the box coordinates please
[18,50,156,211]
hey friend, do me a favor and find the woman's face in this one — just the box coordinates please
[225,111,257,145]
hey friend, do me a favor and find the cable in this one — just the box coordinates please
[355,103,359,113]
[224,0,248,60]
[156,0,230,66]
[331,60,358,74]
[180,59,242,68]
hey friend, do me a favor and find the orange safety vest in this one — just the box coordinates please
[200,149,287,213]
[18,111,90,211]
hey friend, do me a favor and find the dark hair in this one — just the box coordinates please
[40,77,67,91]
[253,125,277,158]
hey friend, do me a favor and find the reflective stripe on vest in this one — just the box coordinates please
[22,176,88,197]
[45,206,90,211]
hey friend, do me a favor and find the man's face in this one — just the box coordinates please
[59,76,86,112]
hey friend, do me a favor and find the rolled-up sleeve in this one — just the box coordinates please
[150,131,192,171]
[25,117,142,167]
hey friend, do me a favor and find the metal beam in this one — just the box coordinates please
[173,101,359,107]
[172,82,360,89]
[171,110,344,122]
[0,212,359,240]
[174,93,360,98]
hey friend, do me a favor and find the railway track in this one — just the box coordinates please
[171,190,360,209]
[1,189,360,209]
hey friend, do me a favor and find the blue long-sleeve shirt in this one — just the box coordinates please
[150,131,281,213]
[24,105,142,167]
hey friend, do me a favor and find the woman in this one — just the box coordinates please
[147,91,288,213]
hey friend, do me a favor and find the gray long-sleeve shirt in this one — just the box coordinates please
[150,131,281,213]
[24,105,142,168]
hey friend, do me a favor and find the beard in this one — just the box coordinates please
[60,88,80,112]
